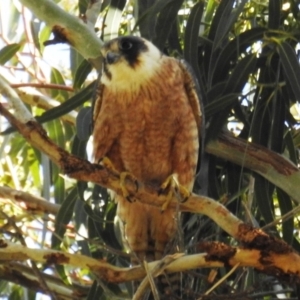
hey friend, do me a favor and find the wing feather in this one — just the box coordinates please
[178,59,206,180]
[178,59,204,140]
[92,83,104,125]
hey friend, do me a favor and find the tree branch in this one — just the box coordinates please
[0,262,87,299]
[1,239,299,284]
[0,186,60,215]
[1,80,300,282]
[207,133,300,205]
[19,0,103,69]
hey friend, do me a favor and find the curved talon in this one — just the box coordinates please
[100,156,119,173]
[176,184,191,203]
[120,172,138,203]
[100,157,138,202]
[159,174,190,212]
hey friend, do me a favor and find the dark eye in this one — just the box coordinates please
[119,40,133,51]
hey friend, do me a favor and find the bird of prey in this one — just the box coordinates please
[93,35,202,296]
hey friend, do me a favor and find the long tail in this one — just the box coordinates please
[116,196,183,298]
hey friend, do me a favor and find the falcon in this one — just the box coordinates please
[93,36,202,296]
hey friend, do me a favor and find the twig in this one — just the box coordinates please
[1,71,300,283]
[11,83,74,91]
[0,185,60,214]
[0,212,57,299]
[200,263,241,299]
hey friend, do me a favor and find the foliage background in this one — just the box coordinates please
[1,0,300,299]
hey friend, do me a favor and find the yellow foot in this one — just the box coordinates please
[100,157,138,202]
[159,174,191,212]
[100,156,119,173]
[120,171,138,202]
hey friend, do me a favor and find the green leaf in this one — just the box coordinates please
[184,1,204,81]
[205,93,240,117]
[137,0,156,40]
[28,147,41,188]
[37,81,95,123]
[134,0,174,32]
[268,0,281,29]
[76,107,93,141]
[73,59,93,89]
[6,3,20,40]
[207,0,234,42]
[110,0,126,10]
[50,67,69,101]
[51,187,78,249]
[79,0,89,15]
[206,55,257,140]
[223,54,257,94]
[285,130,298,165]
[70,47,84,79]
[204,0,218,24]
[104,0,126,40]
[102,203,122,250]
[87,281,104,300]
[71,134,88,205]
[254,175,275,226]
[277,188,294,245]
[30,19,42,52]
[51,68,65,85]
[153,0,184,51]
[211,0,248,51]
[1,80,95,135]
[39,25,52,53]
[167,21,182,54]
[207,0,248,86]
[212,28,266,85]
[72,128,88,159]
[47,119,66,203]
[277,41,300,102]
[0,44,21,65]
[1,81,94,135]
[269,93,285,153]
[8,286,22,300]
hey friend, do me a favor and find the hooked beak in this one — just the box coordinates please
[105,52,121,64]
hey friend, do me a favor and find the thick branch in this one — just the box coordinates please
[0,186,60,215]
[0,101,297,244]
[207,133,300,204]
[0,263,87,299]
[1,73,300,283]
[19,0,103,69]
[16,89,76,125]
[0,103,245,240]
[1,240,299,284]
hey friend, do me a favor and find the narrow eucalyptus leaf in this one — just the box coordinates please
[285,130,298,165]
[0,44,21,65]
[87,281,104,300]
[205,93,240,117]
[268,0,281,29]
[51,187,78,249]
[184,1,204,80]
[277,41,300,102]
[153,0,183,50]
[224,54,257,94]
[76,107,93,141]
[212,28,266,84]
[134,0,174,30]
[277,188,294,245]
[73,59,93,89]
[50,67,68,100]
[254,175,275,226]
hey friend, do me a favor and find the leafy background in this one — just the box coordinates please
[1,0,300,299]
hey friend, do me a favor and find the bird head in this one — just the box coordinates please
[100,36,162,90]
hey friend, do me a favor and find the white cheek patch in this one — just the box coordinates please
[101,39,163,91]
